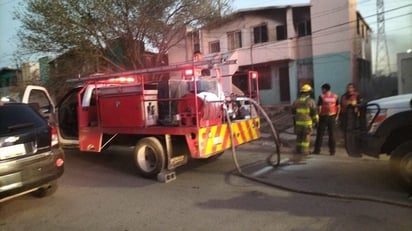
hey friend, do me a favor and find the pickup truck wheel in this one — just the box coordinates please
[31,181,58,198]
[134,137,165,178]
[390,141,412,190]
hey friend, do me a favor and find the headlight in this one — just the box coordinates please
[366,108,387,133]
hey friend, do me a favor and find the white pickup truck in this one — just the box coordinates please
[345,94,412,189]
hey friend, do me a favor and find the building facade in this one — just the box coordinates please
[397,52,412,94]
[168,0,371,104]
[21,62,40,85]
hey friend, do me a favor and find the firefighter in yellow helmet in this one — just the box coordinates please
[292,84,319,155]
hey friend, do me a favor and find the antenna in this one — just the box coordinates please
[375,0,391,76]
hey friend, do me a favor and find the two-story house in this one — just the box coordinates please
[168,0,371,104]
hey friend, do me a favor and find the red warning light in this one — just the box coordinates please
[249,71,258,79]
[184,69,194,76]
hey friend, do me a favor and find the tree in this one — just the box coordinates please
[14,0,233,74]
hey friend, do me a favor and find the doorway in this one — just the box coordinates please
[279,67,290,102]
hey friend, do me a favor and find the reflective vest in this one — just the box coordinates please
[320,93,338,115]
[293,96,318,127]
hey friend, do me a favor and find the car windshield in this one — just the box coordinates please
[0,104,46,135]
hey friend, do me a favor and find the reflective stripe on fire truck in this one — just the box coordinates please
[198,118,260,157]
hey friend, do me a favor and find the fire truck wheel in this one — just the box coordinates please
[134,137,166,178]
[390,141,412,190]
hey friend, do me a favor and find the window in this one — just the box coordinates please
[193,30,200,53]
[297,20,311,37]
[28,89,52,109]
[0,104,47,135]
[253,24,268,44]
[194,44,200,54]
[227,31,242,50]
[209,41,220,53]
[276,25,287,41]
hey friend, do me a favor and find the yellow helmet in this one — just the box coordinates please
[300,84,312,92]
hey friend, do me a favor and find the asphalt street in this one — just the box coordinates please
[1,137,411,231]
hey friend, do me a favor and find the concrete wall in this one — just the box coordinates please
[259,64,291,105]
[168,1,371,105]
[312,51,352,98]
[311,0,356,56]
[21,62,40,85]
[398,52,412,94]
[310,0,365,97]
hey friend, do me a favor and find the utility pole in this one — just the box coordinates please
[375,0,391,76]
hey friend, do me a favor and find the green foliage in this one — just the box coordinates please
[15,0,233,72]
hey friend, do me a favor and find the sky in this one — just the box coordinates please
[0,0,411,73]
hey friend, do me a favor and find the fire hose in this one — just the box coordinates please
[224,97,412,209]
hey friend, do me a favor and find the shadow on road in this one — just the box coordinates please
[61,146,155,187]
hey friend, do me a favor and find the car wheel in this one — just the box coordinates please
[390,141,412,190]
[31,181,58,198]
[134,137,166,178]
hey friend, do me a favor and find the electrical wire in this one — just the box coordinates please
[225,96,412,209]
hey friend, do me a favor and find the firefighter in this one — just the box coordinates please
[313,83,340,155]
[292,84,319,155]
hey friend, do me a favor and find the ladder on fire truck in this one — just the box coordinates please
[68,59,236,83]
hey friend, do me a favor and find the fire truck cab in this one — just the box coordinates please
[57,62,261,181]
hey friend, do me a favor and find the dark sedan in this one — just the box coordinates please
[0,102,64,202]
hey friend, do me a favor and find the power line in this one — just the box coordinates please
[312,3,412,35]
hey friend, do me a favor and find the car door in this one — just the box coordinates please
[22,85,80,148]
[21,85,55,120]
[55,87,82,148]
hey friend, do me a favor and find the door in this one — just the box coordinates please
[56,87,82,148]
[22,85,55,119]
[279,67,290,102]
[77,85,102,152]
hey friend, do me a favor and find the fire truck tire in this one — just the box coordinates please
[390,141,412,190]
[134,137,166,178]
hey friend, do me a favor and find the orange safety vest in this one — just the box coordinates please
[320,93,338,115]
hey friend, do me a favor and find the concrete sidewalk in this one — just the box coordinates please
[261,125,347,155]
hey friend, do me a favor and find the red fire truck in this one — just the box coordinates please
[57,60,261,181]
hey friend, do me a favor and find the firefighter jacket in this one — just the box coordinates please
[292,95,318,127]
[318,92,339,116]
